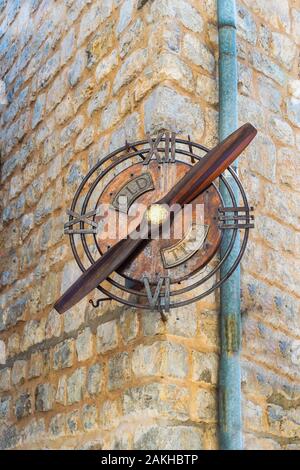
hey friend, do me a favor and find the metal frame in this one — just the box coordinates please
[65,136,253,310]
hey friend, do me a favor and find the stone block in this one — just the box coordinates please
[97,320,118,353]
[11,359,27,386]
[95,50,118,83]
[53,339,74,370]
[82,404,97,430]
[0,368,11,392]
[15,392,32,420]
[192,351,218,384]
[194,388,217,421]
[119,309,139,343]
[50,414,65,437]
[108,352,131,390]
[133,424,203,450]
[112,48,148,94]
[132,341,188,379]
[87,363,102,395]
[183,33,215,73]
[35,383,54,412]
[144,86,204,139]
[268,115,294,146]
[76,327,93,361]
[67,368,86,404]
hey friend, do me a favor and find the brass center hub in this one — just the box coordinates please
[146,204,169,225]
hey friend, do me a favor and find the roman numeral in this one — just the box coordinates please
[143,131,176,165]
[64,209,98,234]
[218,206,254,230]
[143,275,170,312]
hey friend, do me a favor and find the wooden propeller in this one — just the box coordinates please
[54,123,257,313]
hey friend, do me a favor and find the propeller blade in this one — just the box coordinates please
[54,123,257,313]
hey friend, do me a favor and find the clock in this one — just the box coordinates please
[54,124,256,315]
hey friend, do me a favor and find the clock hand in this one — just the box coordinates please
[54,123,256,314]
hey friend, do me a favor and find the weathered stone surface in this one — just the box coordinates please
[77,0,112,46]
[46,70,68,113]
[286,98,300,127]
[183,33,215,73]
[50,414,65,437]
[29,351,43,379]
[141,310,165,336]
[66,410,80,435]
[277,147,300,191]
[166,306,197,337]
[97,320,118,353]
[124,382,189,421]
[68,49,86,87]
[196,75,218,104]
[22,418,45,445]
[238,95,265,130]
[117,0,134,35]
[132,341,188,379]
[292,8,300,45]
[35,383,54,412]
[133,425,203,450]
[95,50,118,83]
[53,339,74,370]
[252,51,286,86]
[76,327,93,361]
[61,28,75,66]
[55,94,74,124]
[237,3,257,45]
[55,376,66,406]
[75,126,94,152]
[82,404,97,430]
[113,48,148,94]
[0,340,6,364]
[0,368,11,392]
[258,76,282,113]
[192,351,218,384]
[268,115,294,146]
[67,368,86,404]
[11,359,27,386]
[15,392,32,420]
[119,18,143,58]
[99,399,121,430]
[87,81,110,116]
[194,388,217,421]
[86,20,115,67]
[60,115,84,148]
[7,333,20,358]
[119,309,138,343]
[108,352,131,390]
[243,399,264,431]
[270,32,296,70]
[243,0,290,33]
[100,99,119,130]
[45,310,61,339]
[32,93,45,129]
[144,86,204,139]
[245,132,277,182]
[0,396,10,420]
[149,0,204,33]
[87,363,102,395]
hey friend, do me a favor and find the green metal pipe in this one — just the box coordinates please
[217,0,243,449]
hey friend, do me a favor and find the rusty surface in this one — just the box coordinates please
[96,161,223,284]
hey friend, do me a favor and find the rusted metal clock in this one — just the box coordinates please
[54,124,256,314]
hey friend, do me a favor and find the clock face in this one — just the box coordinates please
[96,161,222,284]
[64,132,253,311]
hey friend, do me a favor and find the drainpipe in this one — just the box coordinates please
[217,0,242,450]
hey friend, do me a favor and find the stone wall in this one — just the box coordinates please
[0,0,299,450]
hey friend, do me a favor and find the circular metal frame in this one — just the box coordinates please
[67,136,252,309]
